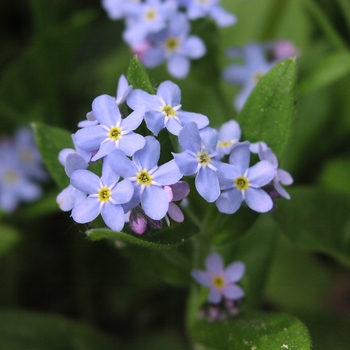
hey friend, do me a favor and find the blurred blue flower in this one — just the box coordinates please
[127,80,208,135]
[140,13,206,78]
[191,252,245,304]
[216,142,275,214]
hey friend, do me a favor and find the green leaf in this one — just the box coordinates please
[272,186,350,268]
[127,56,155,94]
[32,122,74,189]
[0,309,119,349]
[87,217,200,248]
[190,311,311,350]
[299,52,350,95]
[0,225,20,257]
[237,58,297,159]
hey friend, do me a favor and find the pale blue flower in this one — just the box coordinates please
[122,0,178,46]
[191,252,245,304]
[107,136,183,220]
[70,161,134,232]
[250,141,293,199]
[223,43,275,111]
[215,120,241,159]
[173,122,235,202]
[127,80,208,135]
[140,13,206,78]
[216,142,275,214]
[74,94,146,161]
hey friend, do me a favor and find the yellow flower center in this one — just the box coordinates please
[235,176,249,190]
[136,170,153,186]
[212,276,225,289]
[217,140,234,148]
[196,152,211,166]
[98,187,111,202]
[165,37,179,51]
[145,9,157,21]
[109,127,122,141]
[4,170,18,184]
[161,105,176,117]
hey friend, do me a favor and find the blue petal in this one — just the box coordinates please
[144,111,166,136]
[91,140,116,161]
[70,170,100,194]
[92,94,121,126]
[216,188,243,214]
[208,288,222,304]
[74,126,106,151]
[224,262,245,283]
[223,285,245,300]
[173,152,198,176]
[133,136,160,170]
[65,153,88,177]
[119,133,146,156]
[107,150,137,178]
[141,185,169,220]
[229,141,251,173]
[199,127,218,154]
[248,160,274,187]
[205,252,224,275]
[191,270,211,287]
[121,105,146,131]
[153,159,182,185]
[195,167,220,202]
[245,188,273,212]
[101,160,120,186]
[142,46,165,67]
[101,203,125,232]
[111,179,134,204]
[72,197,100,223]
[127,89,159,111]
[178,122,201,153]
[157,81,181,105]
[181,35,206,59]
[167,54,190,79]
[177,111,209,130]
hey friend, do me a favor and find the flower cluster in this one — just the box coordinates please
[57,74,293,233]
[192,252,245,320]
[102,0,235,78]
[0,127,47,213]
[223,41,299,111]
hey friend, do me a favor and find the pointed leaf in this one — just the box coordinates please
[127,56,155,94]
[237,58,296,159]
[32,122,73,189]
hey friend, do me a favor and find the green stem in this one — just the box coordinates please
[303,0,348,51]
[336,0,350,33]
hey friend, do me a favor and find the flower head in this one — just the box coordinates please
[191,252,245,304]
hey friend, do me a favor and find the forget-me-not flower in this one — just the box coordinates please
[173,122,235,202]
[127,80,208,135]
[107,136,183,220]
[216,142,275,214]
[70,161,134,232]
[215,120,241,159]
[191,252,245,304]
[140,13,206,78]
[74,94,146,161]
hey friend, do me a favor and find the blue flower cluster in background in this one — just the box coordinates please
[0,128,46,213]
[102,0,235,78]
[57,74,292,234]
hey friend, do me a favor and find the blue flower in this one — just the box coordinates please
[122,0,178,46]
[127,80,208,135]
[173,122,235,202]
[70,161,134,232]
[74,94,146,161]
[222,43,276,111]
[107,136,183,220]
[185,0,236,27]
[140,13,206,78]
[191,252,245,304]
[215,120,241,159]
[216,142,275,214]
[250,142,293,199]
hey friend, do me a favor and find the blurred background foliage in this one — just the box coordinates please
[0,0,350,348]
